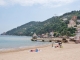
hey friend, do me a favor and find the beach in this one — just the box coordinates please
[0,43,80,60]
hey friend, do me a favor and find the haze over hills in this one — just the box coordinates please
[3,10,80,36]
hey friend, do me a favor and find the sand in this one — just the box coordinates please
[0,43,80,60]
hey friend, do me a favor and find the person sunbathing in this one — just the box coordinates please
[30,48,39,52]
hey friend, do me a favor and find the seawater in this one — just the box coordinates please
[0,35,51,50]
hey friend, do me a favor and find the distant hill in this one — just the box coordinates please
[4,10,80,36]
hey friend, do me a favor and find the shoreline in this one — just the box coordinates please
[0,42,75,54]
[0,44,51,54]
[0,43,80,60]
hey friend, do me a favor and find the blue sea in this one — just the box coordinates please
[0,35,51,50]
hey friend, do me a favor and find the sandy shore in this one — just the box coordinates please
[0,43,80,60]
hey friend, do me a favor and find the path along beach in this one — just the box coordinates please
[0,43,80,60]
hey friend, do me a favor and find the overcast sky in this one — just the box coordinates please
[0,0,80,34]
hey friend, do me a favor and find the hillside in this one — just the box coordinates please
[4,10,80,36]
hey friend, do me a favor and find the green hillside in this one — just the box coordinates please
[5,10,80,36]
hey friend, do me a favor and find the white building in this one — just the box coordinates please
[62,18,68,21]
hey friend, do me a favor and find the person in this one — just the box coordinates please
[52,41,54,47]
[30,49,39,52]
[58,41,62,48]
[30,49,34,52]
[35,48,38,52]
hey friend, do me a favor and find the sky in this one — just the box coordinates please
[0,0,80,34]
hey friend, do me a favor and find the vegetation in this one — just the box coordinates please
[5,10,80,37]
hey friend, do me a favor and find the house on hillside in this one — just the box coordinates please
[68,16,77,28]
[77,20,80,23]
[76,16,80,24]
[68,20,76,27]
[62,18,68,21]
[76,24,80,33]
[71,16,77,20]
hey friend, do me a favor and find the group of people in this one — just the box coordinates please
[52,41,62,48]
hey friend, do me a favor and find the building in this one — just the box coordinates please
[71,16,77,21]
[62,18,68,21]
[68,20,76,27]
[68,16,77,28]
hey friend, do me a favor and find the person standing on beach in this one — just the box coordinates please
[58,41,62,48]
[52,41,54,47]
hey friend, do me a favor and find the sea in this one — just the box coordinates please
[0,35,51,51]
